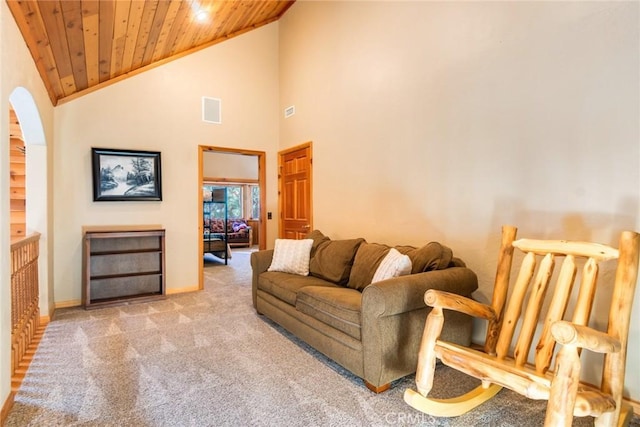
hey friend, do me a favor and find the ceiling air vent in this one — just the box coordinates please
[202,97,221,124]
[284,105,295,118]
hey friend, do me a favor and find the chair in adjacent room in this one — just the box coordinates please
[404,225,639,426]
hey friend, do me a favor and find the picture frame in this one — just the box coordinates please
[92,148,162,201]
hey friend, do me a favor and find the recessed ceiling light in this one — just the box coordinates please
[195,9,209,22]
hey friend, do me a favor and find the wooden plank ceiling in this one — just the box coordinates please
[7,0,295,106]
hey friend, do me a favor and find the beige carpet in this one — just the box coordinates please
[6,250,640,426]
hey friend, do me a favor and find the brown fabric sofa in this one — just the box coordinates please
[250,230,478,392]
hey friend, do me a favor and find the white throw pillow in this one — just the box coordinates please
[268,239,314,276]
[371,248,412,283]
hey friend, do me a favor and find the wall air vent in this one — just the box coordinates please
[202,97,222,124]
[284,105,295,118]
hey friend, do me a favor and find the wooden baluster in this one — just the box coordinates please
[572,258,598,328]
[496,251,536,360]
[485,225,518,355]
[599,231,640,427]
[535,255,576,374]
[514,253,555,367]
[10,234,41,379]
[546,344,581,426]
[415,306,445,396]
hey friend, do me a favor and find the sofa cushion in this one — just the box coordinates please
[211,218,225,233]
[258,272,338,305]
[371,248,412,283]
[348,243,391,291]
[305,229,331,258]
[296,286,362,340]
[309,238,365,285]
[268,239,314,276]
[395,242,454,274]
[226,232,249,242]
[349,241,454,290]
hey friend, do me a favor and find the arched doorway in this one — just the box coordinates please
[8,87,51,319]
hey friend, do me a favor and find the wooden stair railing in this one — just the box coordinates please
[10,233,42,382]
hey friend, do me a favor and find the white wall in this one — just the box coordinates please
[279,2,640,399]
[203,151,259,180]
[53,23,280,302]
[0,0,54,414]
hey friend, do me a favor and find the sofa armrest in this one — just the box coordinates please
[361,267,478,317]
[360,267,478,387]
[250,249,273,309]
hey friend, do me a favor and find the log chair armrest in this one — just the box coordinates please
[424,289,497,322]
[551,320,622,354]
[362,267,478,317]
[250,249,274,309]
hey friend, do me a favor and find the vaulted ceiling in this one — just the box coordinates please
[7,0,295,106]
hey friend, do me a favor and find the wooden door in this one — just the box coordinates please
[279,142,312,239]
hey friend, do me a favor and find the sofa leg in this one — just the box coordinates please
[365,381,391,393]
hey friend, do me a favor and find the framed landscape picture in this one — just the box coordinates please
[92,148,162,201]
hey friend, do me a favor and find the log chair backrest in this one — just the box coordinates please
[483,225,639,376]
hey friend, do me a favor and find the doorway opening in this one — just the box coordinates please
[198,146,266,290]
[7,87,49,402]
[9,87,49,314]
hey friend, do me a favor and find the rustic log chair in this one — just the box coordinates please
[404,225,640,426]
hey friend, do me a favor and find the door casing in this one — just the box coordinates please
[198,145,266,290]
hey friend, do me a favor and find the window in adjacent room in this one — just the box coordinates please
[226,186,242,218]
[250,185,260,220]
[204,185,241,219]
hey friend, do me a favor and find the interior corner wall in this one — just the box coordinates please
[53,23,280,302]
[278,2,640,399]
[0,0,55,415]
